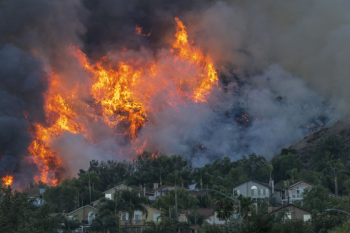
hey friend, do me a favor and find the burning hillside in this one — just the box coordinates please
[0,0,348,188]
[18,18,218,186]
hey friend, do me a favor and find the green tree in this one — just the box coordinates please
[120,189,148,232]
[90,197,119,233]
[212,195,235,224]
[128,171,149,197]
[186,210,209,233]
[272,152,301,183]
[271,219,313,233]
[313,135,348,171]
[329,219,350,233]
[241,213,274,233]
[299,184,333,212]
[237,195,256,220]
[43,184,78,213]
[61,216,81,233]
[143,216,190,233]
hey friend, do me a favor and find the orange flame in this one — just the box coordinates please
[20,17,218,186]
[2,175,13,186]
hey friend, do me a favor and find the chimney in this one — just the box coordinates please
[153,183,159,190]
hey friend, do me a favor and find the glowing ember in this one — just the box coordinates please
[20,17,218,186]
[2,175,13,186]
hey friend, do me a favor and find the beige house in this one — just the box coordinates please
[269,204,312,222]
[65,205,96,233]
[120,204,162,233]
[283,181,312,205]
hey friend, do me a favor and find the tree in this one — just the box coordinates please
[313,135,348,171]
[212,194,235,224]
[241,213,274,233]
[186,210,209,233]
[120,189,148,232]
[150,166,167,196]
[128,171,149,197]
[271,219,313,233]
[90,197,119,233]
[237,195,256,220]
[43,184,78,213]
[199,223,222,233]
[272,152,301,183]
[329,219,350,233]
[0,186,64,233]
[143,217,190,233]
[299,184,332,212]
[193,168,212,207]
[330,166,346,198]
[240,153,269,181]
[61,216,81,233]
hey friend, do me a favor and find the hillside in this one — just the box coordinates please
[273,119,350,169]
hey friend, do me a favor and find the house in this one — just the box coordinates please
[282,180,336,205]
[120,204,162,233]
[152,185,183,198]
[268,204,312,222]
[24,188,45,206]
[282,181,312,205]
[178,209,226,229]
[65,205,96,233]
[232,180,283,204]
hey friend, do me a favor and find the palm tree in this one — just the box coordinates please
[193,168,211,208]
[286,168,298,184]
[237,195,256,220]
[151,166,167,196]
[212,195,234,224]
[61,215,81,233]
[143,216,190,233]
[120,189,148,232]
[128,171,149,197]
[330,167,345,198]
[186,210,209,233]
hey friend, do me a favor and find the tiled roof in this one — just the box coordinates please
[289,181,313,189]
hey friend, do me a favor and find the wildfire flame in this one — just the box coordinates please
[21,18,218,186]
[2,175,13,186]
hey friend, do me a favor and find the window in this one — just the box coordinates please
[286,213,292,220]
[303,214,311,222]
[122,214,128,220]
[153,214,160,222]
[233,190,240,196]
[105,193,111,200]
[266,189,269,195]
[251,186,258,196]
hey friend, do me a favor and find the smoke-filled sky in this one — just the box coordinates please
[1,0,349,184]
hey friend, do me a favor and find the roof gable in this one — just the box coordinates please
[65,205,96,216]
[269,204,312,215]
[102,184,135,194]
[289,181,312,189]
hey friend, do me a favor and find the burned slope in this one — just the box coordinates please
[272,119,350,169]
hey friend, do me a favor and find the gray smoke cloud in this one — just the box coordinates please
[1,0,349,183]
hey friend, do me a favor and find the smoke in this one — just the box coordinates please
[1,0,349,184]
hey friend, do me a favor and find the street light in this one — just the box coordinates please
[325,209,350,215]
[203,189,241,232]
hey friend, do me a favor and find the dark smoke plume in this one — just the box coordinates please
[0,0,348,184]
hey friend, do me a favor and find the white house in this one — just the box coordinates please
[232,180,283,204]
